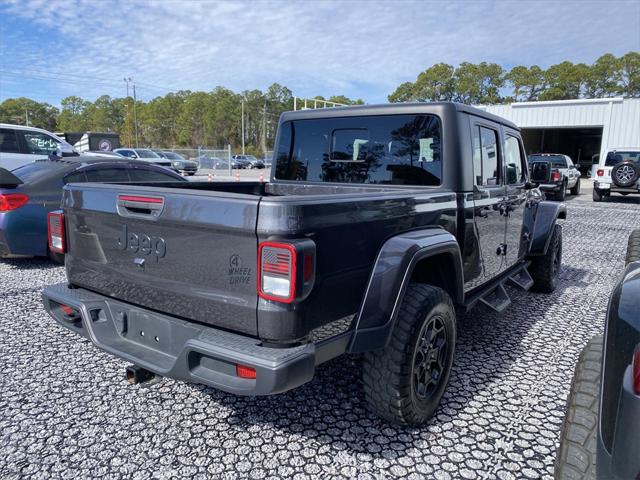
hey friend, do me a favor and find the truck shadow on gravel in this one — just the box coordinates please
[0,257,63,270]
[188,264,591,460]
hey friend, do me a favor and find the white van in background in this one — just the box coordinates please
[0,123,77,171]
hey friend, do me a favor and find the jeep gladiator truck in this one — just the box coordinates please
[42,103,566,425]
[555,230,640,479]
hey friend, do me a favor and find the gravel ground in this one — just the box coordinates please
[1,186,639,480]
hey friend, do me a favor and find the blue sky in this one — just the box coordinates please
[1,0,639,106]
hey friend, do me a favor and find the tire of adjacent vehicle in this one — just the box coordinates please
[626,229,640,265]
[570,178,581,196]
[554,335,602,480]
[592,187,603,202]
[611,161,639,188]
[362,284,456,426]
[529,223,562,293]
[47,248,65,264]
[556,181,567,201]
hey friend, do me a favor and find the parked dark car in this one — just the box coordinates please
[231,155,253,169]
[42,102,564,425]
[0,156,186,262]
[155,151,198,175]
[556,230,640,479]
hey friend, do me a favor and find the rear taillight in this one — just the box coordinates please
[0,193,29,211]
[633,344,640,395]
[258,242,296,302]
[551,171,561,182]
[258,240,315,303]
[597,169,605,177]
[47,210,66,254]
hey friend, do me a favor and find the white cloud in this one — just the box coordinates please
[1,0,638,103]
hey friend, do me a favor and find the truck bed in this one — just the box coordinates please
[61,180,457,342]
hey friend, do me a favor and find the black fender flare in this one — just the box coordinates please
[347,228,463,353]
[528,201,567,256]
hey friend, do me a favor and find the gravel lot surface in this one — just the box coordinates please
[1,185,639,479]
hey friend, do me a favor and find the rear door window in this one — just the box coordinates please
[21,131,60,155]
[64,171,88,183]
[0,128,21,153]
[275,114,442,186]
[128,166,181,182]
[472,126,500,186]
[84,167,131,183]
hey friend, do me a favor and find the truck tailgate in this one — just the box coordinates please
[62,184,260,336]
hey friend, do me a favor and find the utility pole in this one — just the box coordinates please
[133,83,139,148]
[261,100,267,154]
[124,78,131,147]
[241,99,245,155]
[24,108,29,126]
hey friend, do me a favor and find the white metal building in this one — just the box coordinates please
[480,98,640,168]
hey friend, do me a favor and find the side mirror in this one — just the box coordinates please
[57,142,79,157]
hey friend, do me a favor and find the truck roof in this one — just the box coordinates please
[280,102,519,130]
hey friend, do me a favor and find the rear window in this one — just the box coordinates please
[528,155,566,168]
[605,151,640,166]
[12,161,68,182]
[274,115,442,186]
[135,149,159,158]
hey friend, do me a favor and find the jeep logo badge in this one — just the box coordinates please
[116,225,166,262]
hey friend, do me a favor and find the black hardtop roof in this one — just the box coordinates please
[279,102,519,130]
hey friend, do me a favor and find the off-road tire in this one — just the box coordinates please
[592,187,603,202]
[529,223,562,293]
[556,181,567,201]
[626,229,640,265]
[362,284,456,426]
[570,179,581,196]
[554,335,602,480]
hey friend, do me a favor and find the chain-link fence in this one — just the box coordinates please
[159,145,272,178]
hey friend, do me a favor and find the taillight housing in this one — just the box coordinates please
[597,169,605,177]
[258,240,315,303]
[48,210,66,254]
[633,344,640,395]
[551,171,561,182]
[0,193,29,211]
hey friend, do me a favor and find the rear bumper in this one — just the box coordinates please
[537,182,563,192]
[594,181,640,194]
[597,367,640,479]
[42,283,349,395]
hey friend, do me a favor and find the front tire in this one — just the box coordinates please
[554,336,602,480]
[362,284,456,426]
[529,223,562,293]
[570,179,581,195]
[626,229,640,265]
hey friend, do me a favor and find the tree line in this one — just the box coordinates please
[0,85,363,155]
[389,52,639,104]
[0,52,637,153]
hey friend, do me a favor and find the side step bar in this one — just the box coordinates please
[465,262,534,313]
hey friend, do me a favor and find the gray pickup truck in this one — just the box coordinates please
[42,103,565,425]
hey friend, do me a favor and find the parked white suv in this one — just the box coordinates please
[0,123,76,171]
[593,148,640,201]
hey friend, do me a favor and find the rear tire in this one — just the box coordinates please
[529,223,562,293]
[626,229,640,265]
[570,179,581,196]
[362,284,456,426]
[554,335,602,480]
[556,182,567,201]
[592,188,602,202]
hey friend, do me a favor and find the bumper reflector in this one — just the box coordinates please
[236,364,257,379]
